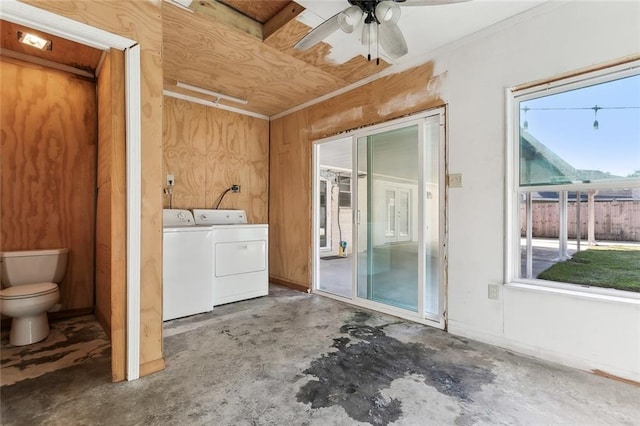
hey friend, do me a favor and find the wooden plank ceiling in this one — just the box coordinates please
[162,1,389,117]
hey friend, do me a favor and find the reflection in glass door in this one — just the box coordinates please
[356,125,420,311]
[382,186,411,243]
[319,179,329,249]
[316,138,353,298]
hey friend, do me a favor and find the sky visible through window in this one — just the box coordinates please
[520,74,640,178]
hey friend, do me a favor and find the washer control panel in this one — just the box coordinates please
[163,209,195,227]
[192,209,247,225]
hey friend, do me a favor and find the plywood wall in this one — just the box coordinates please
[163,97,269,224]
[0,59,96,310]
[25,0,165,378]
[269,62,444,288]
[95,49,127,382]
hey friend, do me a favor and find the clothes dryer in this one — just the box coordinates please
[192,209,268,306]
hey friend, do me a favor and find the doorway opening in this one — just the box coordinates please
[313,109,446,327]
[3,1,142,381]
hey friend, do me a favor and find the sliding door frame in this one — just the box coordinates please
[312,107,447,329]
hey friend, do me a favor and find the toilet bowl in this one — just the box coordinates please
[0,248,68,346]
[1,283,60,346]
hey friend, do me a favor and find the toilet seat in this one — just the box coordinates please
[0,282,58,300]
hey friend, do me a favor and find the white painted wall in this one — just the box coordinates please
[434,1,640,381]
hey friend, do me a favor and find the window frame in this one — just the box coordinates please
[337,175,352,208]
[505,60,640,298]
[318,177,332,251]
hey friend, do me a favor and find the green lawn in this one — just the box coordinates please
[537,246,640,293]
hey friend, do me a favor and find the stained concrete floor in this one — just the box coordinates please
[1,315,111,387]
[2,285,639,425]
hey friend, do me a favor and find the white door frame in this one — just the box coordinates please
[2,0,143,380]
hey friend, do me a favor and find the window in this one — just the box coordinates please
[338,175,351,208]
[319,179,329,249]
[508,62,640,294]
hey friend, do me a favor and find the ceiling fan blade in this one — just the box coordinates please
[397,0,471,5]
[378,22,408,60]
[294,13,342,51]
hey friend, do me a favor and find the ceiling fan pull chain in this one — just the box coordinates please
[376,23,380,65]
[367,23,372,61]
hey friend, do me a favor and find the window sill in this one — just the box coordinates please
[505,279,640,305]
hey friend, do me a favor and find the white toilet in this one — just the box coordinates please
[0,248,68,346]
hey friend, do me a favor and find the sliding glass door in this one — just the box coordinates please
[313,110,445,326]
[356,125,420,311]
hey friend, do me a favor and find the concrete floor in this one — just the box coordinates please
[2,285,639,425]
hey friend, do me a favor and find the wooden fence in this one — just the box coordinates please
[520,200,640,242]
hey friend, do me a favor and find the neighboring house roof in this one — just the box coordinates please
[520,130,639,200]
[575,169,619,182]
[520,130,577,185]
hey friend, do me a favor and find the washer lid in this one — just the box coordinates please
[1,282,58,299]
[163,209,195,227]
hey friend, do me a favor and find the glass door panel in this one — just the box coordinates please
[356,125,420,312]
[317,139,353,298]
[423,117,441,317]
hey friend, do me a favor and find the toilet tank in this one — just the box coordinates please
[0,248,69,287]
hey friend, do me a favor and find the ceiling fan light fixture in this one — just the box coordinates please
[375,1,401,25]
[294,0,470,61]
[338,6,364,33]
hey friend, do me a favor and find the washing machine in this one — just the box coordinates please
[192,209,268,306]
[162,209,214,321]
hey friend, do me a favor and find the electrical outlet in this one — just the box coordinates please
[231,184,241,193]
[166,174,175,186]
[449,173,462,188]
[488,284,499,300]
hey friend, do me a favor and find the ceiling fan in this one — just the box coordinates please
[294,0,470,64]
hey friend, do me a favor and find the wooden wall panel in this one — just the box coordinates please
[95,181,112,330]
[0,59,96,310]
[26,0,165,378]
[95,48,127,382]
[269,61,444,287]
[163,98,209,209]
[96,51,113,335]
[108,48,127,382]
[163,97,269,224]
